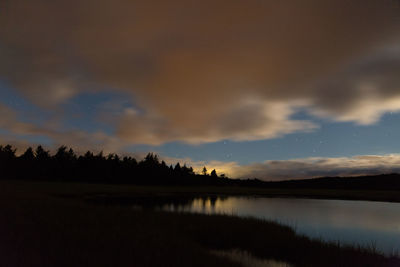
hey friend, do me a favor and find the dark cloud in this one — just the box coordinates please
[0,0,399,144]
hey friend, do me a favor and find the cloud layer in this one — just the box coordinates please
[1,0,399,145]
[188,154,400,181]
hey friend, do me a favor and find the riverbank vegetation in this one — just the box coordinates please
[1,180,399,267]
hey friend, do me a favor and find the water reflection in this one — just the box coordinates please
[160,196,227,213]
[163,197,400,255]
[86,194,227,211]
[87,194,400,254]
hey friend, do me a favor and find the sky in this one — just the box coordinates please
[1,0,400,180]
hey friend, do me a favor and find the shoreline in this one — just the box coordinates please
[1,179,399,266]
[2,179,400,203]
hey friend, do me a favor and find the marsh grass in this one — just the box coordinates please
[1,180,399,267]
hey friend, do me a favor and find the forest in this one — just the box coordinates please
[0,144,227,185]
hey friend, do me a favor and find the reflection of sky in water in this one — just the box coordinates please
[162,197,400,254]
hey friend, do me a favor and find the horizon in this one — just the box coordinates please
[1,0,400,180]
[4,142,400,181]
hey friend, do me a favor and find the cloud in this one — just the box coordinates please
[0,0,399,144]
[211,154,400,180]
[309,51,400,124]
[116,100,318,145]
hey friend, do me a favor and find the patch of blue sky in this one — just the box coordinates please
[0,81,139,138]
[0,80,52,125]
[0,127,53,148]
[61,90,137,134]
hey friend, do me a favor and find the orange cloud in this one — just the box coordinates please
[0,0,399,145]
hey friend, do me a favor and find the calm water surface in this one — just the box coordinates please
[162,197,400,254]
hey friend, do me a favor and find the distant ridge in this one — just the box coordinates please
[241,173,400,191]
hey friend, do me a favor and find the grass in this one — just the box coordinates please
[1,180,399,266]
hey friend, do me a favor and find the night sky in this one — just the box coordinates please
[1,0,400,180]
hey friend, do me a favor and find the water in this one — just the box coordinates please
[161,197,400,255]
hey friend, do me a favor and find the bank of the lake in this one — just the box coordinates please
[1,180,399,267]
[3,179,400,203]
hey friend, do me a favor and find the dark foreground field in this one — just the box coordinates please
[1,180,399,267]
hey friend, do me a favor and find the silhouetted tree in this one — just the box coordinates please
[211,169,217,177]
[17,147,36,179]
[161,160,168,169]
[35,145,50,161]
[174,162,182,172]
[83,151,94,159]
[106,153,115,161]
[0,145,16,178]
[202,166,207,176]
[55,146,70,161]
[188,166,194,175]
[0,144,16,160]
[20,147,35,161]
[95,151,105,161]
[67,148,76,160]
[144,153,159,165]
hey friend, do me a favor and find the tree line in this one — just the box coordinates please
[2,143,397,189]
[0,144,228,185]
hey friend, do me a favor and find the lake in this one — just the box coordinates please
[160,197,400,255]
